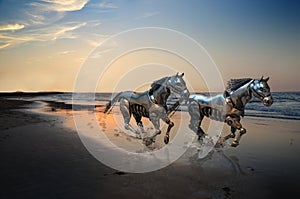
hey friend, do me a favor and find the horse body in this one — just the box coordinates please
[188,77,273,147]
[105,73,190,146]
[108,91,153,116]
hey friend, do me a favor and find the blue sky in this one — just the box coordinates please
[0,0,299,91]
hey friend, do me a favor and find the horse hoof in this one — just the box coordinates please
[139,133,146,139]
[215,142,223,148]
[136,135,141,139]
[217,137,225,144]
[143,137,153,146]
[198,136,205,144]
[231,141,239,147]
[136,133,142,139]
[164,135,169,144]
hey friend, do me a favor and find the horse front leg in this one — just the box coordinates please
[224,115,246,147]
[231,127,246,147]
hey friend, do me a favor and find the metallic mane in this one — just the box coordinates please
[226,78,252,92]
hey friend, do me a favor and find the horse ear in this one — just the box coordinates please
[260,76,264,82]
[181,72,184,77]
[264,77,269,82]
[176,72,179,76]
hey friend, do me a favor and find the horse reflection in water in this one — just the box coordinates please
[188,77,273,147]
[104,73,190,146]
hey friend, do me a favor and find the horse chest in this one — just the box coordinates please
[227,107,244,118]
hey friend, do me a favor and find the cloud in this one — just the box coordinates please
[47,22,87,40]
[25,12,46,25]
[58,50,75,55]
[85,35,109,47]
[0,34,36,43]
[0,22,87,49]
[90,40,118,58]
[31,0,89,12]
[88,1,118,10]
[0,1,106,50]
[86,20,102,27]
[0,33,37,49]
[135,12,159,20]
[0,43,11,49]
[98,1,118,9]
[0,24,25,31]
[90,48,114,58]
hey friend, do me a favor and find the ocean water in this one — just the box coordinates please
[246,92,300,120]
[17,92,300,121]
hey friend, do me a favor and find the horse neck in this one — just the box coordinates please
[153,85,169,105]
[230,81,253,108]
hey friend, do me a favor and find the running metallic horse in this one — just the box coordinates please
[104,73,190,146]
[188,76,273,147]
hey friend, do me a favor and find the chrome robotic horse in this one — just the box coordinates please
[104,73,190,146]
[188,77,273,147]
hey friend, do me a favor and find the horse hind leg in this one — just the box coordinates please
[133,112,145,138]
[217,126,236,147]
[188,101,206,141]
[119,98,139,137]
[144,119,161,146]
[143,109,162,146]
[221,126,236,141]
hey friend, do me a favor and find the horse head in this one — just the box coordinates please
[166,72,190,101]
[251,76,273,106]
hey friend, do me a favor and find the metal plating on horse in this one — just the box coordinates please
[104,73,190,146]
[188,76,273,147]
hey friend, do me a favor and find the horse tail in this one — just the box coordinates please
[104,101,112,113]
[104,92,123,113]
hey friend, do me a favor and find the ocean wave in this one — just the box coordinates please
[11,91,300,121]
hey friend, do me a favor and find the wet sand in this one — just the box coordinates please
[0,98,300,198]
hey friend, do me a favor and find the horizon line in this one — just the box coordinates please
[1,90,300,93]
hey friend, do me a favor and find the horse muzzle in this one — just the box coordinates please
[263,96,273,106]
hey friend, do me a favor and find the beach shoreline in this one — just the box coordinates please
[1,98,300,198]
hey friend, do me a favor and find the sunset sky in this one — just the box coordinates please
[0,0,299,92]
